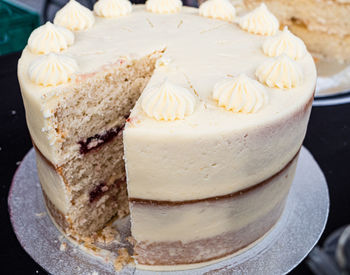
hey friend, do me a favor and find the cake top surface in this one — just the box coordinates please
[18,2,316,139]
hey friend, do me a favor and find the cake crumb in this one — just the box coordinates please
[60,242,67,251]
[114,248,133,271]
[35,212,46,217]
[84,225,121,245]
[97,226,121,244]
[83,242,101,252]
[126,236,136,246]
[80,235,95,244]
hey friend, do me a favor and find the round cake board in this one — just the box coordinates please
[8,147,329,275]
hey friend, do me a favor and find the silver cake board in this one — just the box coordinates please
[8,146,329,274]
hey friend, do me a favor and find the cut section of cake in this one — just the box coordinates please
[17,0,316,270]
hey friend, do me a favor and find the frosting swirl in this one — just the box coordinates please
[141,80,196,121]
[239,3,279,36]
[54,0,95,31]
[213,74,268,113]
[199,0,236,22]
[94,0,132,18]
[263,27,307,60]
[256,55,303,89]
[28,53,78,86]
[146,0,182,14]
[28,22,74,55]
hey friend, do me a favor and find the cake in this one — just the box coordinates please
[17,0,316,270]
[243,0,350,62]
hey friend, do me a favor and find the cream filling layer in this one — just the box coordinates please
[130,154,297,243]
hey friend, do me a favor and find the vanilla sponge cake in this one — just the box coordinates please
[17,0,316,270]
[244,0,350,62]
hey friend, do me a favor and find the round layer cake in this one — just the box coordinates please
[17,0,316,271]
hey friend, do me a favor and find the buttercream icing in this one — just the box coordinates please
[94,0,132,18]
[199,0,236,22]
[256,54,303,89]
[54,0,95,31]
[28,53,78,86]
[141,79,196,121]
[146,0,182,14]
[262,26,307,60]
[212,74,268,113]
[239,3,279,36]
[28,22,74,55]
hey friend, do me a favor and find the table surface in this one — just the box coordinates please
[1,51,349,274]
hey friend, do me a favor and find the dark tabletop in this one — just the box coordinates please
[1,51,349,274]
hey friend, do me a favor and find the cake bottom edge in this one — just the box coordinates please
[134,203,284,272]
[133,196,286,270]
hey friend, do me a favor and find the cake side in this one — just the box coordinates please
[125,89,313,201]
[122,3,316,269]
[131,150,299,268]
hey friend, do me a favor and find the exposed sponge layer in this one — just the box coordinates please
[53,53,160,165]
[34,52,161,237]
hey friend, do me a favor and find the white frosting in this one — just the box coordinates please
[18,6,316,199]
[35,150,69,214]
[199,0,236,22]
[94,0,132,18]
[239,3,279,36]
[131,156,296,243]
[141,79,196,121]
[263,26,307,60]
[28,22,74,55]
[212,74,268,113]
[54,0,95,31]
[146,0,182,14]
[256,54,303,89]
[28,53,78,86]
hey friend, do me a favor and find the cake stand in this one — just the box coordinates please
[8,146,329,275]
